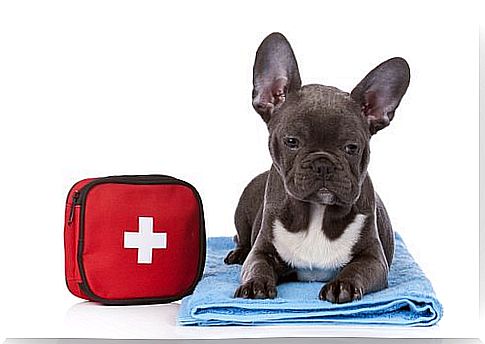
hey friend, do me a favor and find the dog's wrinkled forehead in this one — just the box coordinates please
[271,85,368,137]
[297,85,357,112]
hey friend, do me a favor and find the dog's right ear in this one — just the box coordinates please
[252,32,302,123]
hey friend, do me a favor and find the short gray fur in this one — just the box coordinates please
[224,32,410,303]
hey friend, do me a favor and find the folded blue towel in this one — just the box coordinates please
[178,233,442,326]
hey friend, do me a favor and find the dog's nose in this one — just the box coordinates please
[310,158,336,178]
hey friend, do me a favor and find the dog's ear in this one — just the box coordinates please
[252,32,302,123]
[351,57,410,134]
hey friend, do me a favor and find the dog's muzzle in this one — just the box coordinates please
[301,152,341,180]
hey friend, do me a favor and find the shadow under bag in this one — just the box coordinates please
[64,175,205,305]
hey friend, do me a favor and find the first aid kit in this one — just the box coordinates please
[64,175,205,305]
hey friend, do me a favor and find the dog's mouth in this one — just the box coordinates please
[316,187,337,205]
[283,171,349,206]
[304,187,338,205]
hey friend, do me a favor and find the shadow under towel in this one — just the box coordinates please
[178,232,442,326]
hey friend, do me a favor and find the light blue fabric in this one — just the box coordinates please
[178,233,443,326]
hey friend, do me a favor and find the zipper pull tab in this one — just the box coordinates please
[68,191,80,225]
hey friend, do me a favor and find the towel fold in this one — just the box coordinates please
[178,233,442,326]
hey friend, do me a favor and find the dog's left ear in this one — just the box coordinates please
[351,57,410,134]
[252,32,302,123]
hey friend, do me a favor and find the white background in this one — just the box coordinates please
[0,0,481,340]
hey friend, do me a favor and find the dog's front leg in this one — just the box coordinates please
[319,237,389,304]
[234,241,286,299]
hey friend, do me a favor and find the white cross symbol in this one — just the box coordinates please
[123,217,167,264]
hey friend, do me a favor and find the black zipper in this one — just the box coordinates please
[68,190,80,224]
[72,174,206,305]
[77,174,179,204]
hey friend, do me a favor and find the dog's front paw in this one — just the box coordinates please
[234,279,277,299]
[224,248,249,265]
[319,279,363,304]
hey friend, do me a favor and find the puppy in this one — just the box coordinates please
[224,32,410,303]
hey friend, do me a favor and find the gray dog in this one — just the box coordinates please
[224,32,410,303]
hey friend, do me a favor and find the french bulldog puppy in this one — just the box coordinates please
[224,32,410,303]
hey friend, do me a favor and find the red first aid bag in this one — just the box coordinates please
[64,175,205,305]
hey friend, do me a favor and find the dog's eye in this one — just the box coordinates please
[283,137,300,150]
[344,143,359,155]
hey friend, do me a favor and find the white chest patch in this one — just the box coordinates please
[273,204,366,280]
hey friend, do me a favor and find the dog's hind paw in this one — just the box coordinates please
[224,247,249,265]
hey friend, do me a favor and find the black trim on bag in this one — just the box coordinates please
[74,174,206,305]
